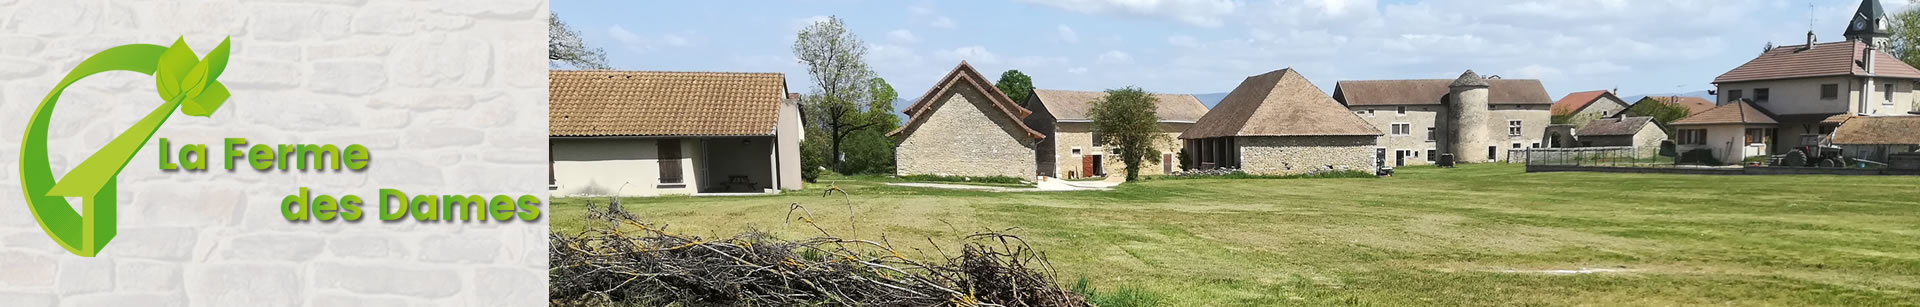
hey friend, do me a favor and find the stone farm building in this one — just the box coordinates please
[1330,70,1554,166]
[548,70,804,197]
[1023,89,1209,178]
[1569,116,1669,158]
[1687,0,1920,163]
[1183,68,1383,175]
[1550,90,1632,127]
[891,62,1046,178]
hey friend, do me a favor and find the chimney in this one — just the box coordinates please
[1807,31,1817,47]
[787,92,801,99]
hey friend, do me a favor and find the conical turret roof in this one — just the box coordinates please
[1449,70,1489,88]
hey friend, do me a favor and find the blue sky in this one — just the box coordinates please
[552,0,1907,100]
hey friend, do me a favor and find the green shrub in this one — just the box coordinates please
[896,174,1028,184]
[1071,277,1164,307]
[1153,169,1375,180]
[1679,149,1723,166]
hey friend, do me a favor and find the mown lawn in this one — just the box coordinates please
[550,164,1920,306]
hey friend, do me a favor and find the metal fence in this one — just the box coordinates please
[1522,147,1676,168]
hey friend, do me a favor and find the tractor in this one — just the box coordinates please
[1774,144,1848,167]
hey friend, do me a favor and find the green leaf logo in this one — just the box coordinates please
[19,37,232,257]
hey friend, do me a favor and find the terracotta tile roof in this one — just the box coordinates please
[1832,115,1920,144]
[890,61,1044,140]
[549,70,787,137]
[1643,96,1717,115]
[1551,90,1621,116]
[1576,116,1656,136]
[1714,41,1920,83]
[1670,99,1778,125]
[1029,89,1210,122]
[1182,68,1382,139]
[1332,79,1553,106]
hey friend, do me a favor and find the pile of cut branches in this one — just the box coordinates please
[549,197,1089,306]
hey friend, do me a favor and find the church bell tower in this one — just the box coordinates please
[1844,0,1891,47]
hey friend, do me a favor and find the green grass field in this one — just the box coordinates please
[550,164,1920,306]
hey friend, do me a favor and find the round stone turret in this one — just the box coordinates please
[1448,69,1492,162]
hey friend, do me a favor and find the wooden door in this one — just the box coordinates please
[1081,155,1094,178]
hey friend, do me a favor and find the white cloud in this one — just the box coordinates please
[607,25,645,52]
[888,29,919,43]
[935,46,999,65]
[607,25,695,52]
[1017,0,1242,27]
[1068,67,1090,74]
[1510,64,1562,80]
[661,33,691,47]
[927,16,957,29]
[1057,24,1080,43]
[792,15,831,31]
[1167,35,1198,48]
[910,3,958,29]
[1095,50,1133,65]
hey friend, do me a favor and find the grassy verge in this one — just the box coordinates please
[550,163,1920,306]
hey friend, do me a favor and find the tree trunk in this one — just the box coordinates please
[829,126,845,173]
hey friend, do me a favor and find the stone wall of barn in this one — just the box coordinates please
[1235,136,1378,175]
[895,85,1037,178]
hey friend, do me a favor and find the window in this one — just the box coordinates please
[1426,127,1436,142]
[1601,110,1610,117]
[1726,89,1743,102]
[1754,88,1770,102]
[1885,83,1896,105]
[1745,128,1771,145]
[1390,123,1411,136]
[1531,143,1541,148]
[1507,120,1523,136]
[1396,106,1407,115]
[1426,149,1436,162]
[1511,143,1523,149]
[1677,129,1707,145]
[657,139,684,184]
[1071,148,1082,155]
[1367,109,1376,117]
[1821,84,1839,100]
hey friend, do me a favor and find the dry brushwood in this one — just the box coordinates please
[549,190,1090,307]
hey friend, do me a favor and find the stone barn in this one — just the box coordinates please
[1182,68,1383,175]
[890,62,1045,178]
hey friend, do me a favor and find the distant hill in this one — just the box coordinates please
[891,98,914,121]
[1622,90,1715,104]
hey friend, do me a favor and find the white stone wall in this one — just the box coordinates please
[1049,122,1186,177]
[1567,97,1627,128]
[1488,105,1552,161]
[1718,76,1917,116]
[1235,136,1377,175]
[0,0,548,305]
[895,85,1037,178]
[1350,105,1442,165]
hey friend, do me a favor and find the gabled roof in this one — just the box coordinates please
[1832,115,1920,144]
[1670,99,1778,125]
[1576,116,1657,137]
[1714,40,1920,83]
[1029,89,1209,122]
[889,61,1044,140]
[1551,90,1626,116]
[1182,68,1382,139]
[1642,96,1717,115]
[1332,79,1553,106]
[549,70,787,137]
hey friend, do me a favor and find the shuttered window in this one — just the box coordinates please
[658,139,683,184]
